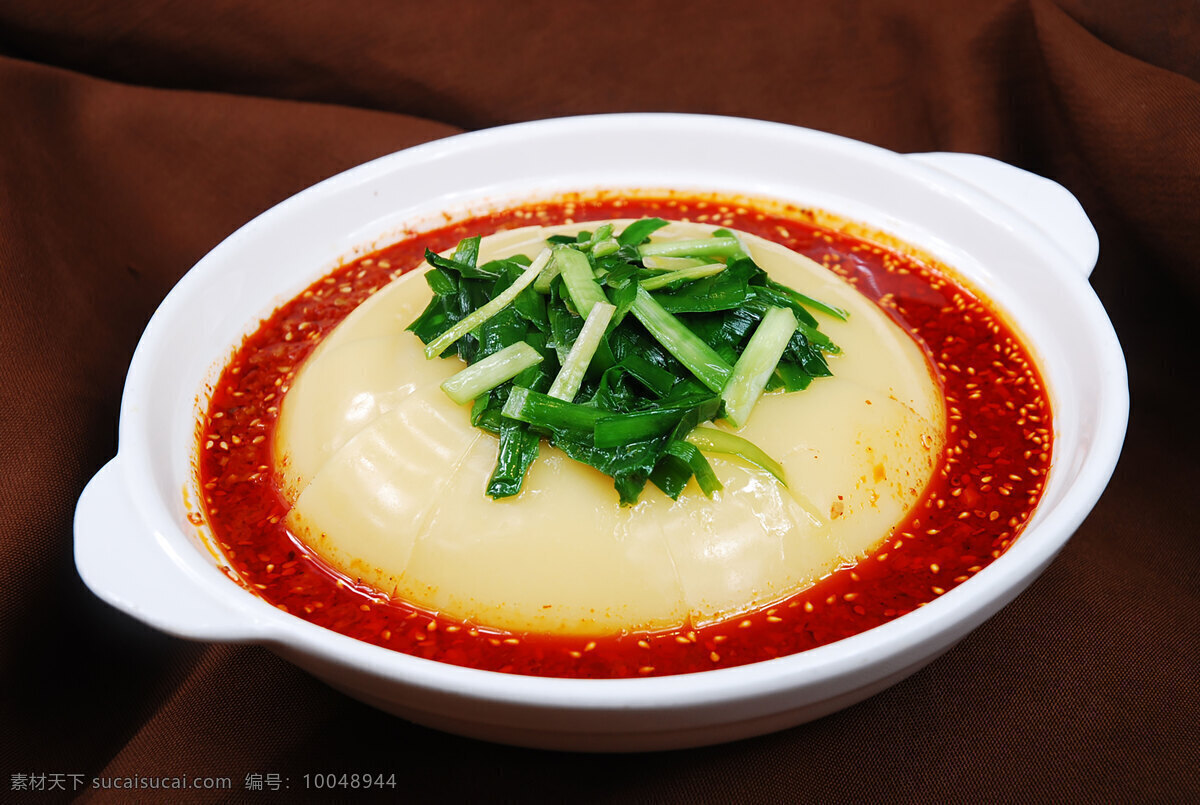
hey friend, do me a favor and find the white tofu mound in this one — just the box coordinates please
[275,221,946,635]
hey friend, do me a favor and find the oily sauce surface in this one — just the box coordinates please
[196,195,1052,678]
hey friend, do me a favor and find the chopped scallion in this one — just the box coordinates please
[665,440,723,497]
[639,263,727,290]
[532,251,562,293]
[554,247,609,316]
[502,386,607,433]
[721,306,798,427]
[592,238,620,257]
[641,255,717,271]
[617,217,670,247]
[639,237,743,259]
[593,395,721,448]
[685,426,788,485]
[767,277,849,321]
[629,287,733,393]
[547,302,615,401]
[486,420,540,499]
[440,341,544,405]
[424,248,551,358]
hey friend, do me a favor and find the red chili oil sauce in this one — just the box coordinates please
[196,194,1052,678]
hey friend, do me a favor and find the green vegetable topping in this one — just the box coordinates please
[721,306,798,427]
[440,341,544,405]
[406,219,843,503]
[639,263,727,290]
[629,287,733,393]
[547,301,615,401]
[685,426,788,485]
[421,248,552,359]
[554,246,609,317]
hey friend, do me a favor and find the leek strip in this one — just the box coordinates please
[685,426,788,485]
[555,247,609,316]
[593,410,687,448]
[641,255,716,271]
[593,395,720,448]
[591,238,620,257]
[547,302,615,401]
[638,237,742,259]
[581,223,614,249]
[440,341,544,405]
[501,386,606,432]
[532,252,562,293]
[424,248,551,358]
[617,217,669,247]
[665,440,722,497]
[711,227,751,261]
[767,278,849,321]
[486,419,540,499]
[797,320,839,353]
[721,306,798,427]
[622,354,675,396]
[639,263,727,290]
[629,287,732,393]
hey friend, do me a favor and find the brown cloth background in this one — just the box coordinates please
[1,1,1197,801]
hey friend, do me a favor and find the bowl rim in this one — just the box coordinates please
[105,113,1128,712]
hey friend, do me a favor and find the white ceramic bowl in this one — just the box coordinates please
[74,114,1127,751]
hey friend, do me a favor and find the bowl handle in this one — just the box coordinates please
[908,152,1099,278]
[74,458,269,642]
